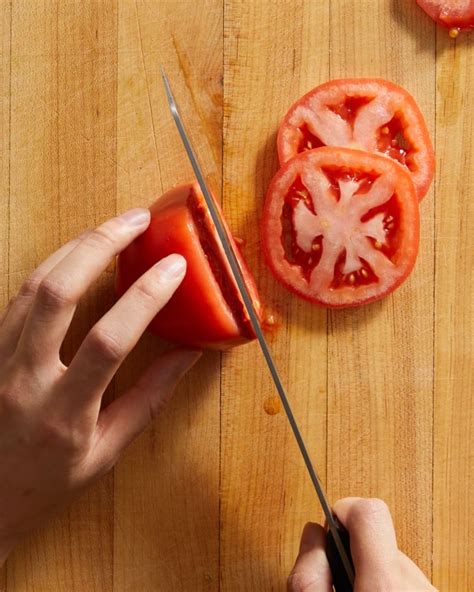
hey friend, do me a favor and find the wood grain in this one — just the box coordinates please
[5,1,117,591]
[0,1,472,590]
[327,0,436,574]
[221,2,329,589]
[0,2,10,591]
[114,1,222,590]
[433,31,474,591]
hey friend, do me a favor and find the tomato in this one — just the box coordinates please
[262,147,419,308]
[116,182,262,349]
[277,79,434,201]
[416,0,474,33]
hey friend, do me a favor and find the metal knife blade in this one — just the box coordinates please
[160,66,355,588]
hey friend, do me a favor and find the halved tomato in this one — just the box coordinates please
[277,79,434,200]
[116,182,262,349]
[417,0,474,32]
[262,147,419,308]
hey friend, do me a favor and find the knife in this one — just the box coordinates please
[161,66,355,591]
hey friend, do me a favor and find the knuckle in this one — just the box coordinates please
[352,497,390,521]
[132,277,163,305]
[86,222,121,250]
[87,326,125,363]
[287,572,317,592]
[36,276,73,310]
[17,276,42,301]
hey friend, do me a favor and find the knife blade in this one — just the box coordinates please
[160,66,355,590]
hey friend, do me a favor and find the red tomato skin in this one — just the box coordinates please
[116,183,261,349]
[416,0,474,30]
[277,78,434,201]
[262,147,420,309]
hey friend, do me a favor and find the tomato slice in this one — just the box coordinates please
[116,182,262,349]
[417,0,474,32]
[277,79,434,200]
[262,147,420,308]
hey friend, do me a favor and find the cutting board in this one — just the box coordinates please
[0,1,472,590]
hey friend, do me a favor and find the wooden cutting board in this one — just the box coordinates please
[0,1,472,590]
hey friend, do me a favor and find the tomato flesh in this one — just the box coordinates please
[263,147,420,308]
[416,0,474,31]
[116,182,262,349]
[188,196,254,340]
[277,79,434,200]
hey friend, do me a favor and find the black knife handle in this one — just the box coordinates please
[326,523,355,592]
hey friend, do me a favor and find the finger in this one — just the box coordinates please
[60,254,186,415]
[91,348,201,472]
[333,497,399,586]
[0,231,90,356]
[17,209,150,362]
[287,523,332,592]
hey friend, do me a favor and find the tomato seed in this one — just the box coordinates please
[375,240,382,249]
[306,139,313,149]
[361,268,369,278]
[312,243,321,251]
[264,313,276,327]
[381,126,390,135]
[449,27,460,39]
[348,273,355,285]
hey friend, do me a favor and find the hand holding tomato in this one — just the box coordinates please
[0,209,201,565]
[117,182,262,349]
[288,498,438,592]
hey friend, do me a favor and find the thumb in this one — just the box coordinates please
[287,522,333,592]
[92,348,202,471]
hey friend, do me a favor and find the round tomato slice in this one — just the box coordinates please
[277,79,434,201]
[417,0,474,32]
[116,182,262,349]
[262,147,420,308]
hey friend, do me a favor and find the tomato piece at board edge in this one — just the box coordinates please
[416,0,474,34]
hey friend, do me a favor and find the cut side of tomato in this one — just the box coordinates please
[277,79,434,200]
[263,147,420,308]
[417,0,474,31]
[116,182,262,349]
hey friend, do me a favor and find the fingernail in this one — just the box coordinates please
[154,254,187,280]
[119,208,150,226]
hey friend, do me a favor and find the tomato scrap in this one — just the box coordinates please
[116,182,262,349]
[416,0,474,34]
[262,147,420,308]
[277,79,434,200]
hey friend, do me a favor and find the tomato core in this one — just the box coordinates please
[281,168,403,290]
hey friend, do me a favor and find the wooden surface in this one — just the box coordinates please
[0,1,472,590]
